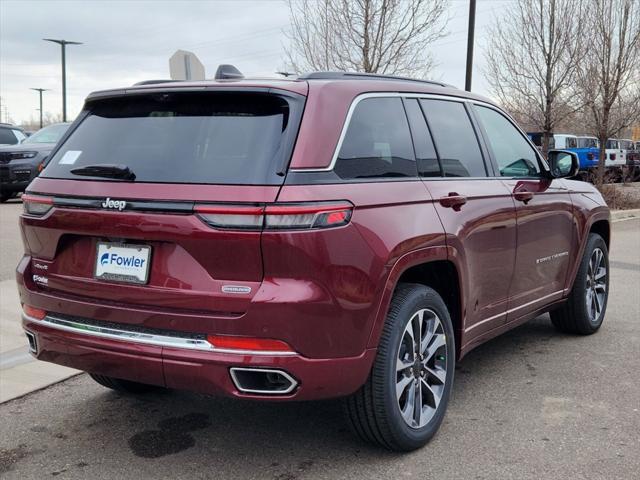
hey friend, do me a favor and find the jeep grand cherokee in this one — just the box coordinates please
[17,70,610,451]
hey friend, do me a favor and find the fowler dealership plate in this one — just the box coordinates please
[95,242,151,284]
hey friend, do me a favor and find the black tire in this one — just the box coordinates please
[550,233,609,334]
[89,373,166,394]
[343,283,455,451]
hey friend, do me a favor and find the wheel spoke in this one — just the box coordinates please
[425,366,446,385]
[425,333,446,362]
[401,382,416,423]
[396,374,413,399]
[413,310,424,354]
[396,356,413,372]
[413,380,422,425]
[595,267,606,280]
[594,291,602,315]
[594,283,606,293]
[420,314,438,356]
[421,378,442,410]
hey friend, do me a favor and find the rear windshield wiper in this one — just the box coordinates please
[70,164,136,181]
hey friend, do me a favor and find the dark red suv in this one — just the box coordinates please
[17,71,610,451]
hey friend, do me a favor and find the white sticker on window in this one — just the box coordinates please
[59,150,82,165]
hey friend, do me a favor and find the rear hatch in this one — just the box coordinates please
[21,88,305,317]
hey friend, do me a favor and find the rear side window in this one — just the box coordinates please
[420,99,487,177]
[0,128,18,145]
[334,97,416,179]
[474,105,541,178]
[43,92,300,185]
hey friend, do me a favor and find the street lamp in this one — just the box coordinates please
[43,38,83,122]
[30,88,50,128]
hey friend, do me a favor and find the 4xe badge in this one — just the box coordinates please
[101,197,127,211]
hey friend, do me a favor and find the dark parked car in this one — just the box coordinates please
[0,123,70,202]
[0,123,27,146]
[18,71,610,451]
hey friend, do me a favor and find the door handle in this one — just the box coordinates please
[514,191,534,203]
[439,193,467,211]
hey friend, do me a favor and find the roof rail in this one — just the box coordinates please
[132,79,182,86]
[298,71,453,88]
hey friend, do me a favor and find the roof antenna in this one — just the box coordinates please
[215,64,244,80]
[276,71,295,77]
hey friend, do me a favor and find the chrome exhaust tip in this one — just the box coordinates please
[229,367,298,395]
[25,331,38,354]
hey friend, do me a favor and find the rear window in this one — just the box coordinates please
[0,128,19,145]
[43,92,301,185]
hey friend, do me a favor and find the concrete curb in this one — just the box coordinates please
[611,208,640,222]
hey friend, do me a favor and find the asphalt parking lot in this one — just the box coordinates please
[0,202,638,479]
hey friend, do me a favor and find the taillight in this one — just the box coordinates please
[23,304,47,320]
[264,203,353,229]
[610,153,616,160]
[587,153,594,160]
[195,202,353,230]
[206,335,294,353]
[194,204,264,230]
[22,194,53,216]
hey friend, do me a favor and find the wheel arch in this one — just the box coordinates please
[367,247,464,361]
[589,219,610,248]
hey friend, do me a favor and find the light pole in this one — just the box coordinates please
[30,88,49,128]
[43,38,82,122]
[465,0,476,92]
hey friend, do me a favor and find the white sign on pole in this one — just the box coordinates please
[169,50,205,81]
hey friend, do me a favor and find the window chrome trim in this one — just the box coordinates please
[23,314,297,356]
[290,92,493,173]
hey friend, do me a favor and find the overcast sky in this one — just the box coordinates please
[0,0,507,125]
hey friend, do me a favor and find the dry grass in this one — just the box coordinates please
[598,182,640,210]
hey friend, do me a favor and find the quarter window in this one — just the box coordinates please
[420,99,487,177]
[474,105,541,177]
[334,97,416,179]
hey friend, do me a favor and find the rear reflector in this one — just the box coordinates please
[23,304,47,320]
[195,202,353,231]
[22,194,54,216]
[206,335,294,353]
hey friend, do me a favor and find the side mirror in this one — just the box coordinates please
[547,150,579,178]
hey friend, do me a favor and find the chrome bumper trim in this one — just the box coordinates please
[22,314,297,356]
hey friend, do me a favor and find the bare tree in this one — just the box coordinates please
[284,0,448,77]
[485,0,585,155]
[576,0,640,185]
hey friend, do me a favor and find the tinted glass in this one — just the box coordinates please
[0,128,18,145]
[43,92,298,185]
[334,97,416,179]
[404,99,440,177]
[566,137,578,148]
[606,139,618,149]
[24,123,69,144]
[420,99,486,177]
[475,105,541,177]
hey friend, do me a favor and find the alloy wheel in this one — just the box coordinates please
[585,247,607,323]
[395,308,448,429]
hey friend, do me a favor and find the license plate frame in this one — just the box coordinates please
[94,242,152,285]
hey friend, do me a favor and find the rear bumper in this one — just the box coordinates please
[22,313,376,401]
